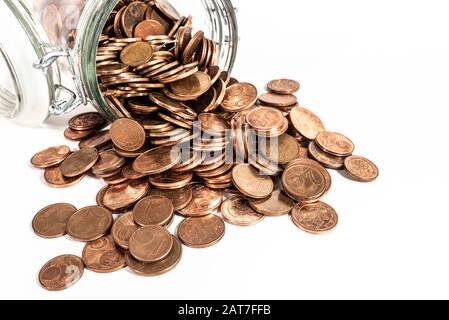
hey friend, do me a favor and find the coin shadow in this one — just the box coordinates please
[337,169,358,182]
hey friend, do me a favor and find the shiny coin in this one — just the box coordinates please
[246,106,286,134]
[169,71,211,97]
[133,195,174,227]
[221,196,265,227]
[231,164,274,199]
[66,206,113,242]
[64,127,95,141]
[91,150,126,175]
[82,235,126,273]
[178,184,222,217]
[150,185,193,211]
[221,83,258,112]
[120,41,154,67]
[112,211,139,250]
[149,171,193,189]
[68,112,105,131]
[249,189,295,217]
[267,79,300,95]
[289,106,325,140]
[38,255,84,291]
[110,118,146,152]
[308,141,345,170]
[60,148,98,178]
[316,131,355,157]
[177,215,225,248]
[291,201,338,234]
[261,133,301,165]
[121,1,148,38]
[133,146,181,175]
[44,165,85,188]
[154,0,181,21]
[31,145,71,169]
[129,225,174,262]
[122,163,148,180]
[259,92,297,107]
[79,130,111,149]
[103,178,149,211]
[32,203,77,239]
[134,19,165,38]
[344,156,379,182]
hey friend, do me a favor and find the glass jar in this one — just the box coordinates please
[0,0,238,126]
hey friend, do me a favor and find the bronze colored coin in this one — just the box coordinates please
[96,186,108,207]
[220,71,230,85]
[92,150,126,175]
[82,235,126,273]
[129,225,173,262]
[177,215,225,248]
[169,71,211,97]
[246,106,285,132]
[150,185,193,211]
[267,79,300,95]
[149,92,186,113]
[249,189,295,217]
[97,63,129,76]
[198,113,230,136]
[299,145,310,159]
[289,106,325,140]
[103,171,128,185]
[113,145,148,158]
[31,145,71,169]
[60,148,99,178]
[221,83,258,112]
[133,195,174,227]
[79,130,111,149]
[38,255,84,291]
[112,211,139,250]
[121,1,148,38]
[228,77,239,86]
[103,178,150,211]
[259,93,297,107]
[122,163,148,180]
[344,156,379,182]
[69,112,105,131]
[133,146,181,175]
[120,41,154,67]
[66,206,113,242]
[44,165,85,188]
[291,201,338,234]
[231,164,274,199]
[178,184,223,217]
[316,131,355,157]
[262,133,301,165]
[221,196,265,227]
[196,87,217,113]
[149,172,193,190]
[153,0,181,21]
[207,65,221,85]
[127,235,182,276]
[32,203,77,239]
[134,19,165,38]
[110,118,146,152]
[64,127,95,141]
[182,31,204,64]
[308,141,345,170]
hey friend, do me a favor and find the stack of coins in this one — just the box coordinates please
[30,0,379,291]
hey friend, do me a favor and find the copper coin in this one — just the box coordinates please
[182,31,204,64]
[96,185,108,207]
[110,118,146,152]
[44,165,85,188]
[344,156,379,182]
[103,171,128,185]
[64,127,95,141]
[32,203,77,239]
[103,178,150,211]
[178,184,222,217]
[231,164,274,199]
[289,106,325,140]
[221,83,258,112]
[122,163,148,180]
[291,201,338,234]
[316,131,355,157]
[31,145,71,169]
[129,225,174,262]
[198,113,230,136]
[246,106,285,132]
[134,19,165,38]
[177,215,225,248]
[308,141,345,170]
[267,79,300,95]
[145,6,173,34]
[221,196,265,227]
[112,212,139,250]
[133,195,174,227]
[120,41,154,67]
[133,146,181,175]
[249,189,295,217]
[149,171,193,189]
[259,93,297,107]
[66,206,113,242]
[121,1,148,38]
[261,133,301,165]
[127,235,182,276]
[169,71,211,97]
[68,112,105,131]
[60,148,99,178]
[153,0,181,21]
[150,185,193,211]
[38,255,84,291]
[91,149,126,175]
[79,130,111,149]
[82,235,126,273]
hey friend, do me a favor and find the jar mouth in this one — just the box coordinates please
[0,42,21,118]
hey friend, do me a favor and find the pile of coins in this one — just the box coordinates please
[30,0,379,291]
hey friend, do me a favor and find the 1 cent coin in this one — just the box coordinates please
[289,106,325,140]
[221,83,258,112]
[344,156,379,182]
[129,226,174,262]
[308,141,345,170]
[66,206,113,242]
[248,189,295,217]
[133,195,174,227]
[82,235,127,273]
[102,178,150,211]
[60,148,99,178]
[177,215,225,248]
[120,41,154,67]
[112,212,139,250]
[38,255,84,291]
[315,131,355,157]
[44,165,85,188]
[259,92,297,107]
[231,164,274,199]
[31,145,71,169]
[68,112,105,131]
[133,146,182,175]
[267,79,300,95]
[150,185,193,211]
[178,184,222,217]
[169,71,211,97]
[32,203,77,239]
[221,196,265,227]
[110,118,146,152]
[291,201,338,234]
[134,19,165,38]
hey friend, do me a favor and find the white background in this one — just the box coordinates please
[0,0,449,299]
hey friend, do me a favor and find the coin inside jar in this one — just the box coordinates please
[32,203,77,239]
[60,148,99,178]
[38,255,84,291]
[169,71,212,98]
[120,41,154,67]
[111,211,139,250]
[82,235,126,273]
[133,195,174,227]
[221,196,265,227]
[110,118,146,152]
[129,225,174,262]
[31,145,71,169]
[66,206,113,242]
[231,164,273,199]
[291,201,338,235]
[177,215,225,248]
[177,184,222,217]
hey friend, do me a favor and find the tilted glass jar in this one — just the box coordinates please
[0,0,238,126]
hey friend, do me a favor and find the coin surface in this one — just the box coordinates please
[127,235,182,276]
[149,171,193,189]
[177,184,222,217]
[60,148,99,178]
[291,201,338,234]
[66,206,113,242]
[64,127,95,141]
[112,212,139,250]
[248,189,295,217]
[344,156,379,182]
[31,145,71,169]
[82,235,127,273]
[133,146,181,174]
[129,225,174,262]
[231,164,273,199]
[44,166,85,188]
[121,1,148,38]
[32,203,77,239]
[289,106,325,140]
[221,196,265,227]
[177,215,225,248]
[267,79,300,95]
[221,83,258,112]
[91,150,126,175]
[79,130,111,149]
[120,41,154,67]
[308,141,345,170]
[259,93,297,107]
[39,255,84,291]
[134,19,165,38]
[315,131,355,157]
[170,71,211,97]
[133,195,174,227]
[262,134,301,165]
[69,112,105,131]
[102,178,150,211]
[246,107,285,133]
[110,118,146,152]
[150,185,193,210]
